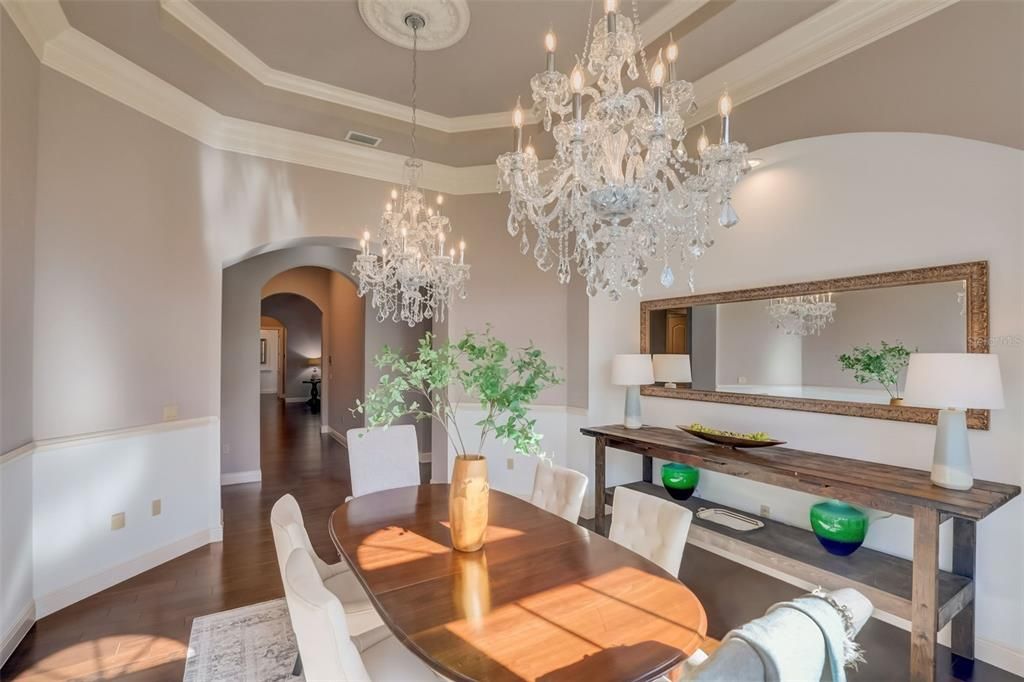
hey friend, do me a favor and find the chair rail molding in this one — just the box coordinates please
[1,0,957,193]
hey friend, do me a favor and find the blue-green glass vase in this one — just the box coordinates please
[661,463,699,501]
[810,500,868,556]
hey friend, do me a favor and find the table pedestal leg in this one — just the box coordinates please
[642,455,653,483]
[911,506,940,682]
[951,518,976,679]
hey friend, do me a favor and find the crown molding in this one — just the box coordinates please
[2,0,956,197]
[159,0,528,133]
[687,0,959,126]
[158,0,709,134]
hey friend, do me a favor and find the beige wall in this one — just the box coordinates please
[445,192,570,405]
[700,1,1024,152]
[327,272,364,437]
[1,9,39,453]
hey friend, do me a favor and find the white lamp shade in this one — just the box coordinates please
[903,353,1004,410]
[653,354,692,383]
[612,354,654,386]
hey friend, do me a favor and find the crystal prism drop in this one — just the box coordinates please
[660,265,675,288]
[719,201,739,228]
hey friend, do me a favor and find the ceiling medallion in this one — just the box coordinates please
[497,0,752,300]
[358,0,470,51]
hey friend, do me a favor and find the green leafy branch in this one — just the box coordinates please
[353,328,562,458]
[838,341,914,399]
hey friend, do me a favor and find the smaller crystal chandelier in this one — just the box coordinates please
[767,293,836,336]
[354,14,469,326]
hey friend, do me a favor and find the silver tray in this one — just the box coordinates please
[696,507,765,532]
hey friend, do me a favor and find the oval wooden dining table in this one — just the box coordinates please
[329,484,707,682]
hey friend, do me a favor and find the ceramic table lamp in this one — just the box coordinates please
[903,353,1003,490]
[653,354,691,389]
[612,354,654,429]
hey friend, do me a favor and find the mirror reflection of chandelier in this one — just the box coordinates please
[497,0,750,300]
[767,293,837,336]
[354,14,470,326]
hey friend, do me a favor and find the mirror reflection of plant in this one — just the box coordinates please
[837,341,914,399]
[354,327,562,458]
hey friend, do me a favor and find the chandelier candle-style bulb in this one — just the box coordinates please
[666,34,678,81]
[545,31,556,71]
[605,0,617,33]
[570,63,585,121]
[719,90,733,144]
[513,99,524,152]
[437,232,445,257]
[436,194,444,214]
[459,240,466,265]
[651,52,666,116]
[696,128,710,156]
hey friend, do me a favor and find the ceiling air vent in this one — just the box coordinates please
[345,130,382,147]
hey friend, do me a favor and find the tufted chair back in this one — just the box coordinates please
[529,463,589,523]
[282,547,371,682]
[608,486,693,575]
[346,425,421,498]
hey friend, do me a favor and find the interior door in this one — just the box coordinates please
[666,311,687,354]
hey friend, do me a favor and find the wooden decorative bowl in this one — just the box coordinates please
[678,426,786,449]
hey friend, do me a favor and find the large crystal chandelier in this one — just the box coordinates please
[354,14,469,326]
[767,294,837,336]
[497,0,750,299]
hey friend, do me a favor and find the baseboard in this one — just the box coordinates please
[328,428,347,448]
[0,601,35,668]
[283,396,307,404]
[34,527,220,619]
[220,469,262,486]
[320,425,330,434]
[259,388,277,394]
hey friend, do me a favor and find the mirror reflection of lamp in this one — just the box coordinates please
[653,354,691,389]
[307,356,322,380]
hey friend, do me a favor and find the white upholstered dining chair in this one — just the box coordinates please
[270,495,382,637]
[283,548,439,681]
[608,486,693,575]
[346,425,421,498]
[528,462,589,523]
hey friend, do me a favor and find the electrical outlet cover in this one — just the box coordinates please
[152,499,162,516]
[111,512,126,530]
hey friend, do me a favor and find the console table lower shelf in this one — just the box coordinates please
[605,482,973,630]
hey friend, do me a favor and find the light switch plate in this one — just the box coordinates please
[111,512,126,530]
[759,504,771,518]
[506,457,514,470]
[152,499,162,516]
[162,404,178,421]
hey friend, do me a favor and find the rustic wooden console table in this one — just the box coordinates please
[581,424,1020,682]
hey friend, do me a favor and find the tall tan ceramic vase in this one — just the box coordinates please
[449,454,489,552]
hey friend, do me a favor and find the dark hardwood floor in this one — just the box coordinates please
[3,396,1018,681]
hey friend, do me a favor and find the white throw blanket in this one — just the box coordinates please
[722,593,863,682]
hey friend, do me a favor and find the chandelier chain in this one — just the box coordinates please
[411,23,418,159]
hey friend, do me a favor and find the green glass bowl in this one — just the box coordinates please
[810,500,868,556]
[661,463,699,501]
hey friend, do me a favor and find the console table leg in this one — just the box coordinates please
[911,506,940,682]
[642,455,653,483]
[951,518,976,679]
[595,437,606,535]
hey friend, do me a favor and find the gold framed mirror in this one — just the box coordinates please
[640,261,990,429]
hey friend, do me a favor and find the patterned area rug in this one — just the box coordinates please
[183,599,302,681]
